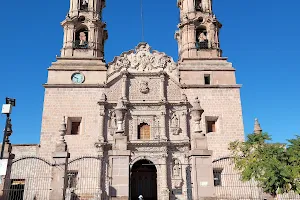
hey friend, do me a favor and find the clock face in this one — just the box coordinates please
[71,73,85,84]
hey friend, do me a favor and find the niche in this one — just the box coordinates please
[73,26,89,49]
[196,26,208,49]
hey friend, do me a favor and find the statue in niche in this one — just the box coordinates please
[198,32,207,42]
[108,111,117,136]
[79,32,87,45]
[171,112,180,135]
[173,159,181,177]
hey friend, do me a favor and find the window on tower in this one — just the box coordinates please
[79,0,88,11]
[204,74,211,85]
[138,123,151,140]
[206,116,218,133]
[67,117,82,135]
[196,27,208,50]
[73,27,89,49]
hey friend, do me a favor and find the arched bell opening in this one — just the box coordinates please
[130,159,157,200]
[196,26,208,50]
[195,0,203,11]
[73,26,89,49]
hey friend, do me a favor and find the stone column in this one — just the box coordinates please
[181,111,189,141]
[182,155,189,200]
[88,0,94,11]
[132,116,138,140]
[188,24,196,57]
[160,153,169,200]
[63,25,68,48]
[160,72,166,102]
[121,71,128,101]
[94,144,105,199]
[70,0,79,17]
[180,94,189,141]
[90,25,95,48]
[98,93,107,142]
[50,117,70,200]
[160,107,168,141]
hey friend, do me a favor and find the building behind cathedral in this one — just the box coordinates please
[0,0,299,200]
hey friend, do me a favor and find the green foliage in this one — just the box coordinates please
[229,133,300,197]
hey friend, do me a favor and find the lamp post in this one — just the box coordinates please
[1,98,16,159]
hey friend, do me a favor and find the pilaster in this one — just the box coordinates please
[160,106,168,141]
[160,72,166,101]
[98,93,107,142]
[121,71,129,101]
[160,153,169,200]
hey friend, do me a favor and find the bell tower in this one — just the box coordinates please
[60,0,108,59]
[175,0,222,61]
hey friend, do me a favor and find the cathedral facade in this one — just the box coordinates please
[1,0,265,200]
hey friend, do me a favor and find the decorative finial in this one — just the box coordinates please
[191,97,203,111]
[56,116,67,152]
[181,93,188,103]
[100,92,107,102]
[254,118,262,134]
[190,97,204,134]
[116,98,126,110]
[58,116,67,143]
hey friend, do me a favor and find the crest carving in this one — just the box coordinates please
[108,43,178,79]
[139,81,150,94]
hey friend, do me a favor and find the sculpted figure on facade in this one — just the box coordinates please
[114,98,127,134]
[170,112,180,135]
[198,32,207,43]
[208,23,216,48]
[173,159,181,177]
[79,32,87,46]
[108,111,117,136]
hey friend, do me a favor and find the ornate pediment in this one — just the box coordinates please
[107,43,179,81]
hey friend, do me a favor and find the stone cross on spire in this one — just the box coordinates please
[254,118,262,134]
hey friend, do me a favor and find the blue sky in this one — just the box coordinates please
[0,0,299,144]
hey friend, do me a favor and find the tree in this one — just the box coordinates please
[229,132,300,197]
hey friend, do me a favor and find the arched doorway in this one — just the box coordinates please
[130,159,157,200]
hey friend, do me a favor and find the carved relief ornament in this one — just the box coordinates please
[107,43,179,80]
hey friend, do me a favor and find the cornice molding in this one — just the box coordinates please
[43,83,241,89]
[181,84,242,88]
[43,84,106,88]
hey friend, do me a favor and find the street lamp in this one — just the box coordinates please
[1,98,16,159]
